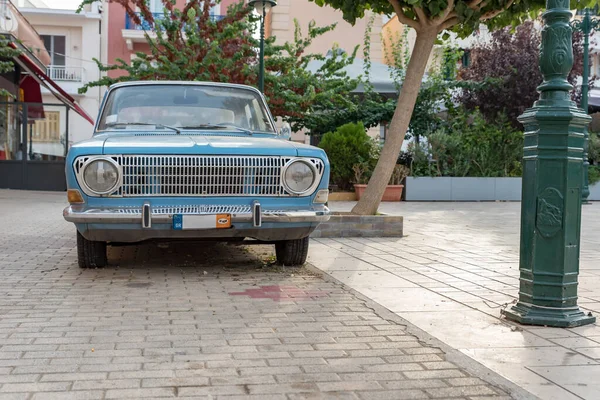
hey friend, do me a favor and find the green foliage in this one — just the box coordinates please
[300,93,395,136]
[590,132,600,186]
[310,0,596,38]
[318,122,375,190]
[77,0,359,131]
[408,108,524,177]
[0,38,21,98]
[304,27,466,140]
[409,49,463,139]
[354,162,409,185]
[590,132,600,165]
[457,21,592,128]
[78,1,258,90]
[270,20,360,129]
[298,17,396,136]
[589,165,600,186]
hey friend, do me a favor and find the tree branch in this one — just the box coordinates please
[481,0,514,20]
[413,6,428,25]
[433,0,455,25]
[474,1,490,12]
[467,0,484,8]
[389,0,420,30]
[438,16,460,32]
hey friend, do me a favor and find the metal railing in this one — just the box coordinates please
[125,11,225,30]
[47,65,84,82]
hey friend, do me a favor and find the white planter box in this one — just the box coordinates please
[405,177,522,201]
[405,177,599,201]
[590,182,600,201]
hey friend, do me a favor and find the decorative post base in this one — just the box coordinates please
[504,303,595,328]
[504,102,595,328]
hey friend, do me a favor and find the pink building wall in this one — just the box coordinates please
[107,0,239,79]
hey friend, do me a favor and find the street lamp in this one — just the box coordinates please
[248,0,277,93]
[503,0,595,328]
[571,9,599,204]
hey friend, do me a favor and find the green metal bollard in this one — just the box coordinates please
[503,0,596,328]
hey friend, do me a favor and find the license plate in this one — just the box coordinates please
[173,214,231,230]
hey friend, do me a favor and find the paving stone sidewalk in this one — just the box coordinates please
[0,190,519,399]
[309,201,600,400]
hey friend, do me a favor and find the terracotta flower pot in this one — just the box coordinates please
[354,184,404,202]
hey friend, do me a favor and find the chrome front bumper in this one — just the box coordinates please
[63,203,331,226]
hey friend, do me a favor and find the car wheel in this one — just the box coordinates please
[275,237,309,266]
[77,231,107,268]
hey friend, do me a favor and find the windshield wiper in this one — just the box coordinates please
[179,124,253,135]
[105,122,181,134]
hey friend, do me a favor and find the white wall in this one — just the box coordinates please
[20,10,102,145]
[270,0,384,63]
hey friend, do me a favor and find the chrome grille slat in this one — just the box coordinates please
[115,205,286,215]
[74,155,324,198]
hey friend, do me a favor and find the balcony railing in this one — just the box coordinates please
[47,65,84,82]
[125,12,225,30]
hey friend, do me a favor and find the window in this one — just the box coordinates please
[32,111,60,142]
[41,35,66,66]
[98,84,276,133]
[149,0,162,12]
[462,49,471,68]
[442,50,456,80]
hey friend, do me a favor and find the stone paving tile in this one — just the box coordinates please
[0,190,519,399]
[313,201,600,400]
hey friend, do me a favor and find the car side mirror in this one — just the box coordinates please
[280,122,291,141]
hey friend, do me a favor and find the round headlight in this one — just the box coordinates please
[83,159,119,194]
[283,160,316,195]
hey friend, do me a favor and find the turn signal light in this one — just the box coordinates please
[67,189,84,204]
[314,189,329,204]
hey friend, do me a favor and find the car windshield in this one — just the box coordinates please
[97,84,276,133]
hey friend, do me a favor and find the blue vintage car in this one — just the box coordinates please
[63,81,331,268]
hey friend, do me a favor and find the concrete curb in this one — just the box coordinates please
[304,261,540,400]
[311,213,404,238]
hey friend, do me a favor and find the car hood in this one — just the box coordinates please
[100,134,301,156]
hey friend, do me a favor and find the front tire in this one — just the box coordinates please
[77,231,107,268]
[275,237,309,266]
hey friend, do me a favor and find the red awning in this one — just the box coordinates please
[19,76,45,121]
[11,47,95,125]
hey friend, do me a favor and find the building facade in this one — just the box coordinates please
[0,0,94,190]
[269,0,384,64]
[16,0,103,145]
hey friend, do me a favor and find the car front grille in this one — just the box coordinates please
[74,155,324,197]
[115,205,286,215]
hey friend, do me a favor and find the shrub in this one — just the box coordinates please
[408,108,524,177]
[589,132,599,164]
[319,122,374,190]
[353,162,408,185]
[590,165,600,186]
[457,21,592,128]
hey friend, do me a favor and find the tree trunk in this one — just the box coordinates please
[351,28,438,215]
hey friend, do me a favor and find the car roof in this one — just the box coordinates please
[108,81,262,95]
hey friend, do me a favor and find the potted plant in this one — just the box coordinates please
[353,163,409,202]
